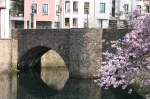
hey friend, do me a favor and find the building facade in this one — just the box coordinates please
[61,0,112,28]
[135,0,150,15]
[10,0,24,30]
[60,0,138,29]
[0,0,10,38]
[24,0,61,29]
[13,0,150,30]
[94,0,113,28]
[2,0,150,39]
[110,0,137,28]
[61,0,92,28]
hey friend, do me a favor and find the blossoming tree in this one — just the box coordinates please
[96,13,150,93]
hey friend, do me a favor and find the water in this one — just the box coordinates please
[0,67,146,99]
[0,67,101,99]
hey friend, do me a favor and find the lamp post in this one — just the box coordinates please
[84,2,89,28]
[86,10,89,28]
[29,0,36,29]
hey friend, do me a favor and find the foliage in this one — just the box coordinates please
[12,0,24,13]
[96,14,150,93]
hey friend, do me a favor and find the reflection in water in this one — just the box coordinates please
[17,69,59,98]
[0,71,17,99]
[41,67,69,90]
[17,68,101,99]
[0,67,147,99]
[101,87,145,99]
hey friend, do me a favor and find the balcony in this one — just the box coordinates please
[9,10,24,21]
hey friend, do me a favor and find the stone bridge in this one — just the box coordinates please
[17,29,102,78]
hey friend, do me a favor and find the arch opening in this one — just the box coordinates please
[17,46,69,90]
[18,46,50,70]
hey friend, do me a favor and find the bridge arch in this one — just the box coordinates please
[17,46,68,72]
[18,46,69,91]
[17,29,101,78]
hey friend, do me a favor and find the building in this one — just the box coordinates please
[15,0,150,30]
[94,0,114,28]
[61,0,92,28]
[9,0,24,29]
[0,0,10,38]
[23,0,150,29]
[24,0,61,29]
[61,0,111,28]
[109,0,137,28]
[60,0,138,29]
[135,0,150,15]
[96,0,139,29]
[0,0,23,39]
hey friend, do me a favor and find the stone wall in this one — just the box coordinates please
[0,39,18,71]
[0,29,132,78]
[17,29,102,78]
[11,39,18,68]
[69,29,102,77]
[0,39,11,71]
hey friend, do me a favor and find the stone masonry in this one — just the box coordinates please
[0,29,131,78]
[17,29,102,78]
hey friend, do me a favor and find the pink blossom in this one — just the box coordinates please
[96,13,150,92]
[132,9,141,18]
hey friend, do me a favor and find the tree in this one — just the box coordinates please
[12,0,24,13]
[96,13,150,93]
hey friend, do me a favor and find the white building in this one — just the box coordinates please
[0,0,10,38]
[94,0,113,28]
[111,0,137,28]
[96,0,137,29]
[135,0,150,15]
[60,0,112,28]
[61,0,94,28]
[61,0,144,29]
[61,0,112,28]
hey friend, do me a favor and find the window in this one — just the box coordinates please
[84,2,89,14]
[42,4,48,15]
[124,4,128,13]
[32,3,37,14]
[65,1,70,13]
[100,3,105,13]
[73,1,78,13]
[65,18,70,27]
[73,18,78,27]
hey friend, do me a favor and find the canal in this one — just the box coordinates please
[0,67,146,99]
[0,49,147,99]
[0,67,101,99]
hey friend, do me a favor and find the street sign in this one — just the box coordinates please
[0,0,6,9]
